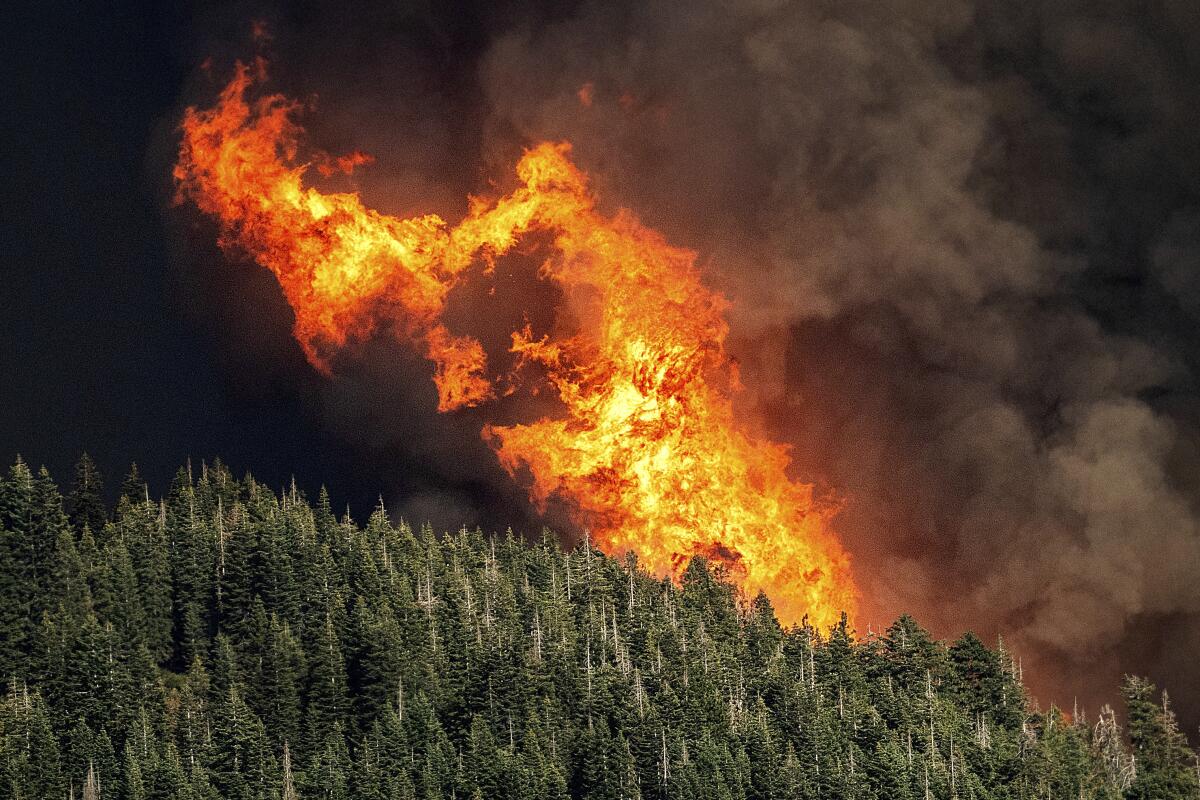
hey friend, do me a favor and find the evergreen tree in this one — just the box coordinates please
[0,459,37,678]
[304,613,348,760]
[948,631,1007,717]
[120,499,173,662]
[176,656,212,772]
[119,462,148,508]
[69,453,108,538]
[257,616,304,751]
[125,744,148,800]
[208,685,276,800]
[102,534,147,650]
[32,466,71,593]
[304,726,351,800]
[1124,676,1200,800]
[18,690,65,799]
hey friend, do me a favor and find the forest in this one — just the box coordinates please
[0,454,1197,799]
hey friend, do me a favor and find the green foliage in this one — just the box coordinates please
[1124,676,1200,800]
[0,457,1194,799]
[69,453,108,539]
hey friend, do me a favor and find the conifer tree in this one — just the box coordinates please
[120,499,173,661]
[1094,703,1135,793]
[102,535,146,650]
[208,685,275,800]
[32,466,71,586]
[118,463,147,508]
[948,632,1007,717]
[124,745,147,800]
[0,459,37,677]
[20,690,65,799]
[303,614,348,760]
[1124,676,1200,800]
[304,725,351,800]
[83,760,101,800]
[258,616,304,751]
[69,454,108,539]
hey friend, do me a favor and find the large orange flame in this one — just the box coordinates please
[175,61,858,628]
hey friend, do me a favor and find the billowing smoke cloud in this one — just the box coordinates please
[475,0,1200,727]
[170,0,1200,728]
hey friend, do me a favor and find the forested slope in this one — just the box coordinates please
[0,455,1196,799]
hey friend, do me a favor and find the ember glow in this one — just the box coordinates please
[175,61,858,628]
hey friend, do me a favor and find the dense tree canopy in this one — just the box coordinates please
[0,456,1196,799]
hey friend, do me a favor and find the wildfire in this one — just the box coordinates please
[175,61,858,629]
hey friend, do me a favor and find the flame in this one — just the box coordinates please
[175,62,858,628]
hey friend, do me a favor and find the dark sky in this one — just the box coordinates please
[3,0,1200,734]
[1,2,325,498]
[0,0,559,515]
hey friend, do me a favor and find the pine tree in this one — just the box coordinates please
[102,535,146,650]
[303,613,348,761]
[82,760,101,800]
[176,656,212,773]
[304,726,351,800]
[0,459,37,678]
[258,616,304,751]
[87,728,119,800]
[148,740,193,800]
[32,466,72,590]
[167,466,213,668]
[69,454,108,538]
[1124,676,1200,800]
[208,685,276,800]
[947,632,1007,718]
[119,499,173,662]
[217,503,258,642]
[260,505,300,626]
[347,599,404,738]
[125,744,147,800]
[118,462,147,508]
[19,690,66,798]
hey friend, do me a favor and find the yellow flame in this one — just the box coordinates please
[175,62,858,628]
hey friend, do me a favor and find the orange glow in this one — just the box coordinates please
[577,82,594,108]
[175,63,858,628]
[313,149,374,177]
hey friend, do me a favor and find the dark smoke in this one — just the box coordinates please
[172,0,1200,731]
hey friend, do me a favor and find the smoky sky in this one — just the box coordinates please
[472,0,1200,731]
[3,0,1200,733]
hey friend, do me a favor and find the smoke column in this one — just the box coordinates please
[476,0,1200,728]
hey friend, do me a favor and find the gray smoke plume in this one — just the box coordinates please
[475,0,1200,726]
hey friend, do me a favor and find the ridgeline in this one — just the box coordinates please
[0,456,1196,799]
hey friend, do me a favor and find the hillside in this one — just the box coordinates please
[0,456,1196,799]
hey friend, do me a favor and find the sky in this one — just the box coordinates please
[2,0,1200,734]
